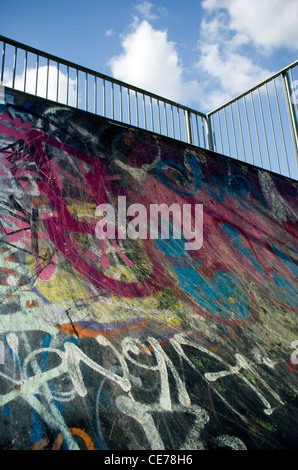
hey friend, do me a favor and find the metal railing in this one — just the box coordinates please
[0,35,207,149]
[1,35,298,180]
[206,62,298,180]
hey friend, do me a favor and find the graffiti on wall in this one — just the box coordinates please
[0,87,297,450]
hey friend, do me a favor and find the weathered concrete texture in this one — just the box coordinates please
[0,87,297,450]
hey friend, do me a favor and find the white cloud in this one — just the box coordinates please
[109,0,295,112]
[134,1,168,21]
[109,19,200,104]
[135,1,157,20]
[199,45,271,109]
[105,28,114,37]
[202,0,298,51]
[196,0,284,109]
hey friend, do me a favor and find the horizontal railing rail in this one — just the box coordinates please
[1,35,298,180]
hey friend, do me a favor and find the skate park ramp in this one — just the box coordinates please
[0,87,297,451]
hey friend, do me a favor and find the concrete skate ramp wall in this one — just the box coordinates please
[0,87,297,450]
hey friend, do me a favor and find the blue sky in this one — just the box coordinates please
[1,0,298,113]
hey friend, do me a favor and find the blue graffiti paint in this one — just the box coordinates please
[30,403,43,444]
[271,245,298,278]
[156,152,202,196]
[154,235,186,258]
[173,266,251,321]
[209,167,265,208]
[272,273,298,307]
[222,223,265,275]
[3,404,10,417]
[39,333,53,371]
[154,222,251,321]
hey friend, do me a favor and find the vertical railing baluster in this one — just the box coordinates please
[94,76,97,114]
[143,94,147,129]
[128,88,131,124]
[211,114,217,152]
[46,58,49,99]
[218,111,224,154]
[85,72,88,111]
[66,65,69,105]
[282,70,298,171]
[35,55,39,96]
[236,100,246,161]
[185,109,193,144]
[251,91,262,167]
[120,85,123,122]
[273,78,290,176]
[157,100,161,134]
[76,69,79,108]
[202,116,207,149]
[135,90,138,127]
[230,104,238,158]
[223,107,231,156]
[177,108,182,141]
[258,87,271,170]
[12,46,17,89]
[150,96,154,132]
[265,82,279,172]
[164,103,168,136]
[24,50,28,93]
[189,112,194,145]
[243,95,254,164]
[205,115,213,151]
[171,106,175,139]
[111,81,114,120]
[1,42,5,84]
[103,79,106,117]
[56,62,59,102]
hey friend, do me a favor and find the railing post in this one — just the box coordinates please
[205,115,214,152]
[282,71,298,168]
[185,109,193,145]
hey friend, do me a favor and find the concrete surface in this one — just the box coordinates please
[0,87,297,450]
